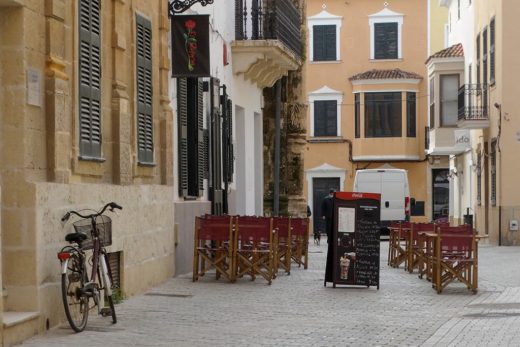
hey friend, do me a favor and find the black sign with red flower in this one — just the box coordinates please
[171,14,210,77]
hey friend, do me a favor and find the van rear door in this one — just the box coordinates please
[354,171,382,196]
[380,171,406,221]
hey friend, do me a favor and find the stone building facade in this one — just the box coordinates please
[0,0,175,345]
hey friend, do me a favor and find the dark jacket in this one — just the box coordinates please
[321,195,334,219]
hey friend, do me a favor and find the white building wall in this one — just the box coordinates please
[443,0,476,224]
[169,0,264,214]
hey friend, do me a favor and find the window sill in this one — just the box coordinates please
[370,58,402,62]
[309,60,342,64]
[78,156,106,163]
[138,161,156,167]
[308,137,344,143]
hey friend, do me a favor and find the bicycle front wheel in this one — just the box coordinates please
[61,254,89,332]
[107,294,117,323]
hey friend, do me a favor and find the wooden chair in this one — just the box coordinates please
[407,222,436,276]
[272,216,292,277]
[193,215,235,282]
[234,216,275,284]
[433,224,478,294]
[290,217,309,269]
[388,221,410,268]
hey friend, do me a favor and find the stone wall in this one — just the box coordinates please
[32,183,175,330]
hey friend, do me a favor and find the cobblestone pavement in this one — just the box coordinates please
[21,238,520,347]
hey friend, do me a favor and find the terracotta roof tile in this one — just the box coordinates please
[425,43,464,63]
[348,68,423,81]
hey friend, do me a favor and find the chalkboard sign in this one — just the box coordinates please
[324,192,381,289]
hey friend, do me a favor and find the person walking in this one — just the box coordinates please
[321,189,334,242]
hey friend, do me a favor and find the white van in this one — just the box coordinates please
[353,169,411,226]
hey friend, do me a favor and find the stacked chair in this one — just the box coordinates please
[193,215,310,285]
[387,221,481,294]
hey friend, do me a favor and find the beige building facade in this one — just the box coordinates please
[435,0,520,245]
[304,0,431,232]
[0,0,175,345]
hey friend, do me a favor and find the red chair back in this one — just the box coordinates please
[196,215,233,242]
[272,216,290,238]
[236,216,272,243]
[290,217,309,237]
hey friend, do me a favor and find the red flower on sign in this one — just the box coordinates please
[183,19,198,71]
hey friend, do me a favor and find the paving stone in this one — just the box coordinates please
[19,239,520,346]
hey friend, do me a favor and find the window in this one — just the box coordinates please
[457,0,460,20]
[482,27,488,84]
[374,23,398,59]
[476,33,480,85]
[136,15,153,164]
[177,77,205,197]
[364,92,402,138]
[354,93,360,138]
[307,10,342,62]
[369,8,403,60]
[490,140,497,206]
[490,18,495,84]
[429,78,435,129]
[476,149,482,206]
[78,0,102,159]
[313,25,336,61]
[407,92,416,137]
[314,100,337,137]
[440,75,459,127]
[308,86,342,137]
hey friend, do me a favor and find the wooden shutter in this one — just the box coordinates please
[79,0,102,158]
[313,25,336,61]
[407,92,416,137]
[490,18,495,83]
[136,15,153,164]
[197,79,204,196]
[314,100,337,136]
[226,99,234,183]
[354,93,360,138]
[177,78,188,197]
[374,23,398,59]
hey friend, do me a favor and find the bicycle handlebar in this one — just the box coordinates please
[61,202,123,222]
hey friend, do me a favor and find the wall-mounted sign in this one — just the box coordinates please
[171,14,210,77]
[454,129,471,151]
[26,68,41,107]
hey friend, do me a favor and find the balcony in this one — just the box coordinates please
[426,127,471,156]
[232,0,302,88]
[457,84,490,129]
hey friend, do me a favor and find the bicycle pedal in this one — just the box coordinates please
[100,308,112,317]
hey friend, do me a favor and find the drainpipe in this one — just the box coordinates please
[273,79,281,216]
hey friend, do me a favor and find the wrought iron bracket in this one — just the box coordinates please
[169,0,214,16]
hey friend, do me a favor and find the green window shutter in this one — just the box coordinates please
[226,98,234,183]
[197,78,205,197]
[177,78,188,197]
[313,25,336,61]
[314,100,337,136]
[136,15,154,164]
[374,22,398,59]
[79,0,102,158]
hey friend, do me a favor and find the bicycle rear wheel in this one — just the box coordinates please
[61,253,89,332]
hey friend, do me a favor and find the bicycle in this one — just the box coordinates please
[57,202,122,332]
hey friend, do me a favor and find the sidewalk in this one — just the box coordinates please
[20,238,520,347]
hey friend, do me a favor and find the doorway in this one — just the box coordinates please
[312,177,340,235]
[432,169,449,221]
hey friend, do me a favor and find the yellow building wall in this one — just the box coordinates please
[304,0,430,221]
[429,0,448,55]
[0,0,175,343]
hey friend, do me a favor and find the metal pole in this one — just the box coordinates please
[273,79,281,216]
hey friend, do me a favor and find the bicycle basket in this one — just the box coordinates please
[72,215,112,250]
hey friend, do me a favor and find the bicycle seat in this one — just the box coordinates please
[65,232,88,244]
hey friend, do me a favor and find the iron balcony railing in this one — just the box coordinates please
[458,84,489,121]
[235,0,302,58]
